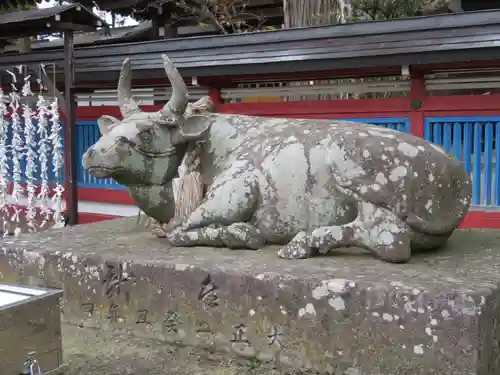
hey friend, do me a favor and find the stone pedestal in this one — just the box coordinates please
[1,218,499,374]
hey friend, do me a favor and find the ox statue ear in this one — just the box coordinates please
[97,115,120,135]
[170,115,211,145]
[187,96,215,115]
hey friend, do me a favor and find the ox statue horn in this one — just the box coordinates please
[117,58,140,117]
[160,54,189,118]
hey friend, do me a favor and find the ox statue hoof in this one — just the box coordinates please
[277,232,317,259]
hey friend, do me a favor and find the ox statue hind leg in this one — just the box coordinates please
[277,200,412,263]
[166,167,266,249]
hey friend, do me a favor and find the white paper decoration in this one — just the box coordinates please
[0,89,9,236]
[49,97,65,228]
[0,64,67,235]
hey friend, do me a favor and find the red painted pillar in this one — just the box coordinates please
[410,71,425,138]
[208,87,222,110]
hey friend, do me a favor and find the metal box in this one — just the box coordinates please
[0,283,63,374]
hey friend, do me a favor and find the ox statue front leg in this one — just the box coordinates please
[278,200,411,263]
[167,167,266,249]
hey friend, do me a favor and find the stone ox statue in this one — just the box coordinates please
[82,55,472,263]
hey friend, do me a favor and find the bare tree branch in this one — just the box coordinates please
[132,0,273,34]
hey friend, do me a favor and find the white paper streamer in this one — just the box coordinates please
[49,97,65,227]
[0,89,9,236]
[7,68,24,236]
[36,92,52,228]
[22,73,37,232]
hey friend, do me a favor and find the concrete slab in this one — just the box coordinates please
[1,217,500,374]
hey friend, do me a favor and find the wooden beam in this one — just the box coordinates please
[48,21,98,32]
[0,26,50,40]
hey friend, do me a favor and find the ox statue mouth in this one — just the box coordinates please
[86,166,166,186]
[87,166,127,179]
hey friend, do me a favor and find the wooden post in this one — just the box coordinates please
[208,87,222,108]
[63,30,78,225]
[410,69,425,138]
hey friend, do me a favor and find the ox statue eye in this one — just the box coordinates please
[139,130,153,144]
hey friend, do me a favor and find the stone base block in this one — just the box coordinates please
[1,217,500,374]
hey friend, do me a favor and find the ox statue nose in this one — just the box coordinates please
[82,146,96,170]
[86,147,96,158]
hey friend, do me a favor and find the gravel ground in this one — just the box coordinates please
[62,324,312,375]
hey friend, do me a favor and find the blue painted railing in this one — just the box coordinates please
[425,117,500,207]
[9,115,500,208]
[73,116,500,208]
[76,121,126,190]
[334,117,411,133]
[4,120,124,190]
[76,118,410,191]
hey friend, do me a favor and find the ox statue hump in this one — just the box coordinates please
[82,55,472,263]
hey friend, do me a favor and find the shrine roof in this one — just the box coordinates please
[0,4,106,39]
[0,8,499,83]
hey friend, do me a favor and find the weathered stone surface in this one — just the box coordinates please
[63,323,289,375]
[82,55,471,264]
[1,218,499,374]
